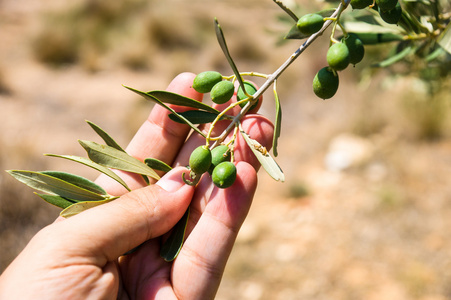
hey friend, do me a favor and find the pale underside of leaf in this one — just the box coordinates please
[79,140,160,181]
[45,154,131,191]
[239,130,285,182]
[273,83,282,157]
[40,171,107,195]
[438,22,451,55]
[7,170,106,201]
[60,198,116,218]
[86,120,125,152]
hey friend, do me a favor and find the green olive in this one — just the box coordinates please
[350,0,374,9]
[342,33,365,65]
[376,0,398,11]
[209,145,231,174]
[313,67,339,100]
[379,2,402,24]
[212,161,237,189]
[193,71,223,94]
[211,80,235,104]
[296,13,324,35]
[237,81,260,111]
[327,42,350,71]
[189,145,212,174]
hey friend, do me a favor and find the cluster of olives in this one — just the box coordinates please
[351,0,402,24]
[192,71,260,108]
[187,145,236,188]
[310,32,364,99]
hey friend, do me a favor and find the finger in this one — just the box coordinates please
[96,72,202,195]
[49,167,194,263]
[171,162,257,299]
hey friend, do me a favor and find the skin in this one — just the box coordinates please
[0,72,273,300]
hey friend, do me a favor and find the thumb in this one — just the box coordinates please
[54,167,194,262]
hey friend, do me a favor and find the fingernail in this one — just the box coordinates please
[156,168,186,192]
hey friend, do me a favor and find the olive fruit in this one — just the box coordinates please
[296,14,324,35]
[376,0,398,11]
[209,145,231,174]
[350,0,373,9]
[326,42,350,71]
[212,161,237,189]
[313,67,339,100]
[342,33,365,65]
[211,80,235,104]
[379,2,402,24]
[193,71,223,94]
[189,145,212,174]
[237,81,260,111]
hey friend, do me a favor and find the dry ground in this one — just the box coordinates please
[1,0,451,299]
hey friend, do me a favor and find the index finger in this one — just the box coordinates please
[96,72,203,195]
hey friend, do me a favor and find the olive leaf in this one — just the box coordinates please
[438,22,451,55]
[214,18,246,95]
[168,110,226,124]
[35,193,78,209]
[79,140,160,181]
[147,91,220,114]
[372,44,415,67]
[160,208,190,262]
[273,83,282,157]
[273,0,298,22]
[124,85,206,138]
[6,170,106,201]
[40,171,107,195]
[239,130,285,182]
[44,154,131,191]
[86,120,125,152]
[60,198,116,218]
[144,158,173,173]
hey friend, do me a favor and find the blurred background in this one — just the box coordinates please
[1,0,451,299]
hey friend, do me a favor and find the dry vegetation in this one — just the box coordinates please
[1,0,451,299]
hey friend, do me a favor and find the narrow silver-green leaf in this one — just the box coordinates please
[86,120,125,152]
[372,45,414,68]
[7,170,106,201]
[124,85,206,138]
[214,18,246,95]
[273,0,298,22]
[273,84,282,157]
[168,110,224,124]
[79,140,160,180]
[438,22,451,55]
[41,171,107,195]
[144,158,173,173]
[35,193,77,209]
[60,198,115,218]
[239,130,285,182]
[160,208,190,262]
[148,91,220,114]
[45,154,131,191]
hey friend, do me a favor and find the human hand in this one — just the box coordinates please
[0,72,274,299]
